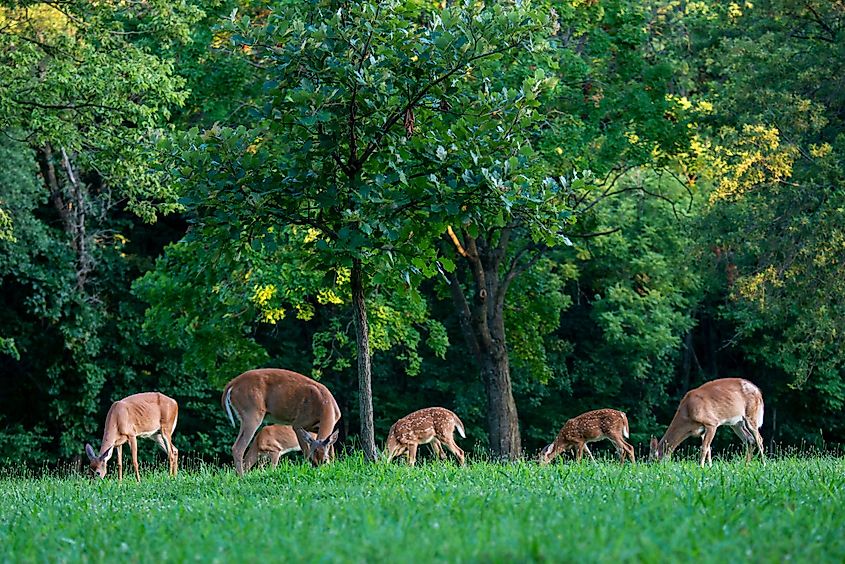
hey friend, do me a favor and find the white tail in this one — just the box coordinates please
[539,408,635,464]
[84,392,179,482]
[224,387,237,427]
[221,369,341,475]
[386,407,466,466]
[650,377,765,467]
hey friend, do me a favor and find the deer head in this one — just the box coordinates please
[649,437,664,461]
[295,428,339,466]
[85,443,113,479]
[538,443,558,465]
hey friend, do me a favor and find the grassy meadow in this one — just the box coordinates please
[1,456,843,563]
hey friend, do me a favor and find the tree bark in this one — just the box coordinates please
[350,257,378,461]
[35,143,92,291]
[480,315,522,458]
[446,229,523,459]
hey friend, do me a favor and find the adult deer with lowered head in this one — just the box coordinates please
[650,378,765,467]
[222,369,341,475]
[539,408,635,464]
[244,425,321,471]
[84,392,179,481]
[386,407,466,466]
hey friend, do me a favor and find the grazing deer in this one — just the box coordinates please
[385,407,466,466]
[244,425,319,471]
[539,408,635,464]
[222,368,341,475]
[649,377,765,467]
[84,392,179,482]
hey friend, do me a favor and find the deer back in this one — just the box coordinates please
[227,369,341,440]
[559,409,625,442]
[257,425,307,452]
[103,392,177,442]
[677,378,762,427]
[390,407,460,444]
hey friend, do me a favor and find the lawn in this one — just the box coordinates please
[1,456,843,562]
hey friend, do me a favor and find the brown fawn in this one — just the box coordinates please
[244,425,319,471]
[539,408,635,464]
[650,377,765,467]
[85,392,178,481]
[386,407,466,466]
[222,368,341,474]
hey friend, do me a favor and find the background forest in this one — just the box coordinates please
[1,0,843,466]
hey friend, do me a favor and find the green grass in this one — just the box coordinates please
[1,456,843,562]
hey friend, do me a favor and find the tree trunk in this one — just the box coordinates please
[446,228,524,459]
[35,143,92,291]
[350,257,378,461]
[480,318,522,458]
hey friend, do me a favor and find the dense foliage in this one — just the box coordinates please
[1,0,843,464]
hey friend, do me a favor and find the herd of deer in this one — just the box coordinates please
[84,369,766,481]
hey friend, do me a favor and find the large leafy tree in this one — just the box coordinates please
[436,0,691,456]
[649,0,845,439]
[0,0,199,455]
[165,0,552,459]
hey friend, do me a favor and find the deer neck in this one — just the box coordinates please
[313,399,339,442]
[98,407,123,455]
[659,416,695,457]
[550,439,569,460]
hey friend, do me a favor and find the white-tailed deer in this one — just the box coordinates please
[649,377,765,467]
[385,407,466,466]
[244,425,319,471]
[222,368,341,475]
[84,392,178,481]
[539,408,635,464]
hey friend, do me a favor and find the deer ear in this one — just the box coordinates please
[325,429,339,446]
[294,427,315,445]
[541,444,553,456]
[85,443,97,461]
[294,428,312,456]
[100,447,113,462]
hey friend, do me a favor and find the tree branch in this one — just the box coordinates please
[446,226,468,257]
[357,40,527,166]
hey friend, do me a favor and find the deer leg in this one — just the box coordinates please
[700,426,716,468]
[743,416,766,465]
[153,434,169,471]
[232,413,263,476]
[575,443,584,463]
[752,428,766,465]
[614,435,636,463]
[386,444,403,464]
[407,443,419,466]
[171,444,179,476]
[244,441,259,473]
[160,428,178,477]
[730,422,753,463]
[430,439,446,460]
[270,451,282,468]
[440,435,465,466]
[609,434,635,463]
[116,444,123,481]
[128,435,140,482]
